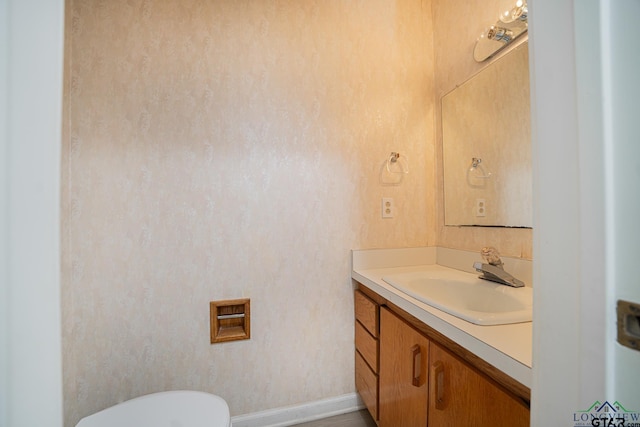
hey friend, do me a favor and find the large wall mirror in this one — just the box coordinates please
[442,42,531,227]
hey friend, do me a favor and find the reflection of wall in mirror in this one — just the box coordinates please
[442,43,531,227]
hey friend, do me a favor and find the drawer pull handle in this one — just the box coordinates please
[411,345,421,387]
[432,361,445,409]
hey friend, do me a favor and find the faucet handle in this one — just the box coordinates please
[481,246,504,268]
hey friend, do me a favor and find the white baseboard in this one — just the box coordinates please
[230,393,364,427]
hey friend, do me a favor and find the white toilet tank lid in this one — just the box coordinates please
[75,390,231,427]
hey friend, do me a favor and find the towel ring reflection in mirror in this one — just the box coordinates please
[468,157,492,180]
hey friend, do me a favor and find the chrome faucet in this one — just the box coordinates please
[473,247,525,288]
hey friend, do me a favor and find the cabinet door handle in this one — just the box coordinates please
[432,361,445,409]
[411,345,421,387]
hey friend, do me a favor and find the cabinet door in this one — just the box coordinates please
[429,342,529,427]
[379,307,429,427]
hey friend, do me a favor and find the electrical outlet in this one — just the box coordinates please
[475,199,486,217]
[382,198,395,218]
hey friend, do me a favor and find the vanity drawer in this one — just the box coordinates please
[355,320,378,372]
[355,290,379,337]
[355,350,379,421]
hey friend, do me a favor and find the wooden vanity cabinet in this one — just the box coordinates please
[354,290,380,422]
[354,284,531,427]
[379,307,429,427]
[428,342,529,427]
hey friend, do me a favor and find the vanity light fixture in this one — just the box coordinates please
[474,0,528,62]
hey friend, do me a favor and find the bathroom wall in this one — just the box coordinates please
[432,0,533,259]
[61,0,434,425]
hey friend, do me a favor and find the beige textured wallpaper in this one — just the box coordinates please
[62,0,533,425]
[61,0,435,425]
[432,0,533,258]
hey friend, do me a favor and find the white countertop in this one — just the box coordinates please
[352,254,532,388]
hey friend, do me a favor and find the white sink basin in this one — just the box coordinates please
[382,266,532,326]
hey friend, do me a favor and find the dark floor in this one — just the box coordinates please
[291,409,377,427]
